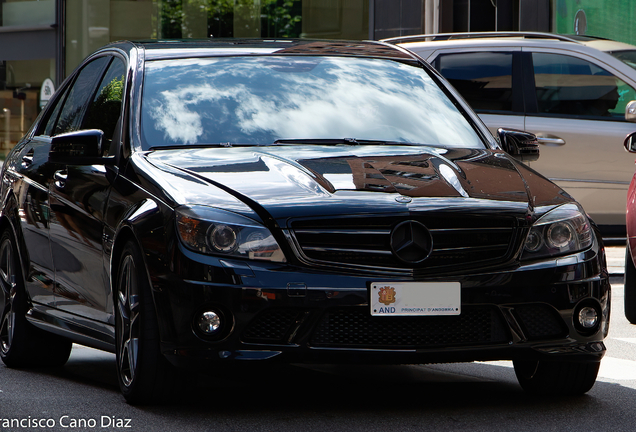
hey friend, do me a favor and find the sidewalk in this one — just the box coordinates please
[606,245,625,276]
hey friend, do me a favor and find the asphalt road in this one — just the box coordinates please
[0,246,634,432]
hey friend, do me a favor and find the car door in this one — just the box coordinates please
[47,55,125,323]
[9,137,58,310]
[522,49,636,227]
[4,78,84,312]
[429,48,526,135]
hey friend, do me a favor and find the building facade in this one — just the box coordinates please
[0,0,628,154]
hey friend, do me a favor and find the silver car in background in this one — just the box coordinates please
[386,32,636,238]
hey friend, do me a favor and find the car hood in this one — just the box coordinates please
[144,145,570,221]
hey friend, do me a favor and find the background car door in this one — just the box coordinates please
[522,50,636,227]
[47,55,124,323]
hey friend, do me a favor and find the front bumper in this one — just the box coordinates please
[155,244,610,369]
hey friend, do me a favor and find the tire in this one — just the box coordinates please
[625,246,636,324]
[115,241,178,404]
[0,230,72,368]
[513,359,600,396]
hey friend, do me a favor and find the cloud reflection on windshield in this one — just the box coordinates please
[142,57,483,149]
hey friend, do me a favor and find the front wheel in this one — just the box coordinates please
[513,359,600,395]
[115,241,178,404]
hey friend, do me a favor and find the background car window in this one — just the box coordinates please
[433,52,514,113]
[53,56,110,136]
[82,58,126,155]
[608,50,636,70]
[532,52,636,120]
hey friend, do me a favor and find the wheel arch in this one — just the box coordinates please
[110,199,163,295]
[110,198,177,343]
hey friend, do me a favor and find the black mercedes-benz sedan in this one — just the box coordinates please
[0,39,609,403]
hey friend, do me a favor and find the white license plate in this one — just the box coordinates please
[370,282,461,316]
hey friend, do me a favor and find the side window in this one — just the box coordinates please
[434,52,514,113]
[54,56,110,136]
[532,52,636,120]
[82,58,126,155]
[38,85,70,136]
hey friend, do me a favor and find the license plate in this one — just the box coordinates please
[370,282,461,316]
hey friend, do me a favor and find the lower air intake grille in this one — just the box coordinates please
[242,309,306,343]
[310,306,510,348]
[514,304,568,340]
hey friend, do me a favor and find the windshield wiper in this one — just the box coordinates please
[273,138,414,146]
[149,139,425,151]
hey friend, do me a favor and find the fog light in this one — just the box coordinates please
[198,311,222,335]
[578,306,599,329]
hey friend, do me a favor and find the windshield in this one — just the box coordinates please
[608,49,636,70]
[141,56,484,150]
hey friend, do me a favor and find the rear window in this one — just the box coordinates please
[140,56,484,150]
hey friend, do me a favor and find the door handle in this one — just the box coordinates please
[54,170,68,189]
[536,137,566,146]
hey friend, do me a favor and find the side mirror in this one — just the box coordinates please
[497,128,540,162]
[626,101,636,123]
[48,129,115,165]
[625,131,636,153]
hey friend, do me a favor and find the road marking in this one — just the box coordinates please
[599,356,636,380]
[614,337,636,344]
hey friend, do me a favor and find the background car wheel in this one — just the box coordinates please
[0,230,72,368]
[115,241,178,404]
[625,247,636,324]
[513,359,600,395]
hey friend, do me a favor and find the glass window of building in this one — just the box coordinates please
[1,0,57,156]
[65,0,370,75]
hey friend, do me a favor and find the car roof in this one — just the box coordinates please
[385,31,636,54]
[105,38,419,62]
[579,38,636,53]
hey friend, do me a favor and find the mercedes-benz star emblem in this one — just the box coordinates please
[390,220,433,264]
[395,196,412,204]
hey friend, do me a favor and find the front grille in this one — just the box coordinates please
[514,304,569,340]
[290,214,516,271]
[310,306,510,348]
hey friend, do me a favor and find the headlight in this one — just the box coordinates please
[521,203,593,261]
[176,206,286,262]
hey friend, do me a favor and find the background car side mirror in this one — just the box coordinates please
[49,129,116,165]
[497,128,540,162]
[626,101,636,123]
[624,131,636,153]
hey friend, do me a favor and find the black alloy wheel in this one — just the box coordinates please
[0,231,20,364]
[117,252,140,388]
[0,230,71,367]
[115,241,178,404]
